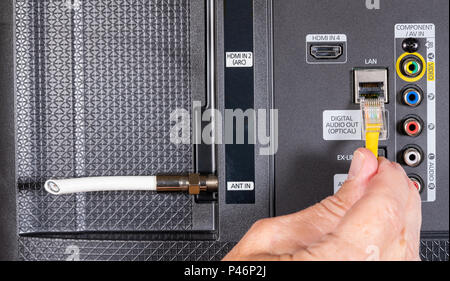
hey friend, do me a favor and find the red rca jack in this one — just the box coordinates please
[408,174,424,193]
[402,116,423,137]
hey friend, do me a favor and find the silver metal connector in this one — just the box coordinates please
[156,174,218,195]
[354,68,389,104]
[403,147,423,167]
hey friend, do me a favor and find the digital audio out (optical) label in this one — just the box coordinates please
[323,110,362,140]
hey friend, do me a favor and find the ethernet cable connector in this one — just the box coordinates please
[360,97,388,157]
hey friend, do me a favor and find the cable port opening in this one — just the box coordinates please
[402,146,423,167]
[310,44,343,59]
[396,53,426,82]
[354,68,389,104]
[402,86,423,107]
[402,116,423,137]
[402,57,422,77]
[359,82,385,98]
[408,174,424,193]
[402,38,420,53]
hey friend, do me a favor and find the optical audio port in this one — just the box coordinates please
[402,146,423,167]
[402,86,423,107]
[402,117,423,137]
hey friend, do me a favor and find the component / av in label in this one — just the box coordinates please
[323,110,362,140]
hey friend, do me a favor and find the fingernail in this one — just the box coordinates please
[348,150,365,181]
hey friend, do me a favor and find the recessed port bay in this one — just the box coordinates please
[310,44,343,59]
[353,68,389,104]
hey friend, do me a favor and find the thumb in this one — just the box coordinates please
[222,148,380,260]
[300,148,379,232]
[334,148,379,207]
[270,148,379,248]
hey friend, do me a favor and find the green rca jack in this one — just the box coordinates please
[396,52,426,82]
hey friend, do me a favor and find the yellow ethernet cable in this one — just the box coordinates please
[366,131,381,158]
[361,98,387,158]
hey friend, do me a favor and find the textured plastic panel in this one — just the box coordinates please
[420,239,450,262]
[17,237,448,261]
[15,0,193,233]
[18,237,234,261]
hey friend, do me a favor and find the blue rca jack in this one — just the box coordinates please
[402,86,423,107]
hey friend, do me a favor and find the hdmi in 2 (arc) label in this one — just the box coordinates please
[226,52,253,68]
[323,110,362,140]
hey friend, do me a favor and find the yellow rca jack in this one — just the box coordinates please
[396,52,426,82]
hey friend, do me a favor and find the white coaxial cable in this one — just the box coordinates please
[44,174,218,195]
[45,177,157,195]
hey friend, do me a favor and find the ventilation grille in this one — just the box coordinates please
[15,0,194,233]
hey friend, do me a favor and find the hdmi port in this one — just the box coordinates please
[310,44,343,59]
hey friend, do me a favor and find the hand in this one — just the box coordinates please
[223,148,422,261]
